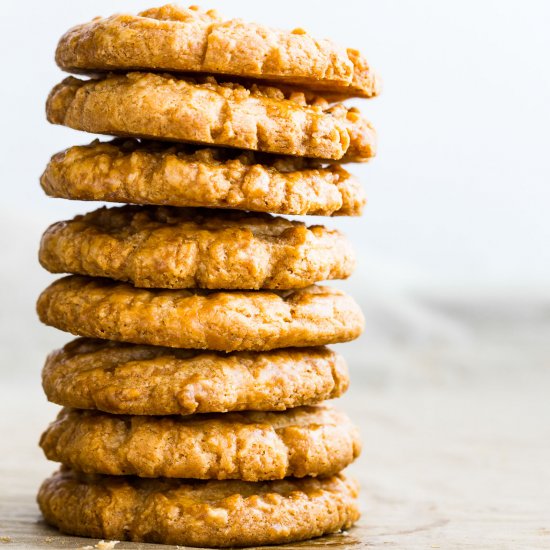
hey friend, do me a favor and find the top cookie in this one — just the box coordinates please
[55,4,379,99]
[46,73,376,161]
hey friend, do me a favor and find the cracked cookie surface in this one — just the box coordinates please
[40,405,361,480]
[39,205,355,289]
[46,73,376,161]
[38,468,360,547]
[37,276,364,351]
[42,338,349,415]
[55,4,379,98]
[41,139,366,216]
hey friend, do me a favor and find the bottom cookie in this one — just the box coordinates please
[38,468,360,547]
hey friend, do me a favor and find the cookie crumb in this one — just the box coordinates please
[78,542,118,550]
[0,537,11,544]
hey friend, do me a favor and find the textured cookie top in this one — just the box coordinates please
[40,405,361,480]
[55,4,379,99]
[39,205,355,289]
[41,139,366,216]
[46,73,376,161]
[43,338,349,415]
[37,276,364,351]
[38,469,359,547]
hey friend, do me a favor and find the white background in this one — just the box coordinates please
[1,0,549,378]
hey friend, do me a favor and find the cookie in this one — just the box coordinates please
[36,276,364,351]
[40,139,366,216]
[55,4,379,99]
[39,205,355,290]
[46,73,376,161]
[40,405,360,480]
[38,468,359,547]
[43,338,348,415]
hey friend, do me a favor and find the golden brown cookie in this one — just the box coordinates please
[40,405,360,480]
[36,276,364,351]
[42,338,349,415]
[55,4,379,99]
[38,468,359,547]
[46,73,376,161]
[41,338,349,415]
[39,205,355,290]
[41,139,366,216]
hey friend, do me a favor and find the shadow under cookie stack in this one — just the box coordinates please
[35,5,379,548]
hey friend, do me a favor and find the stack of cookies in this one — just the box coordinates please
[35,5,379,547]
